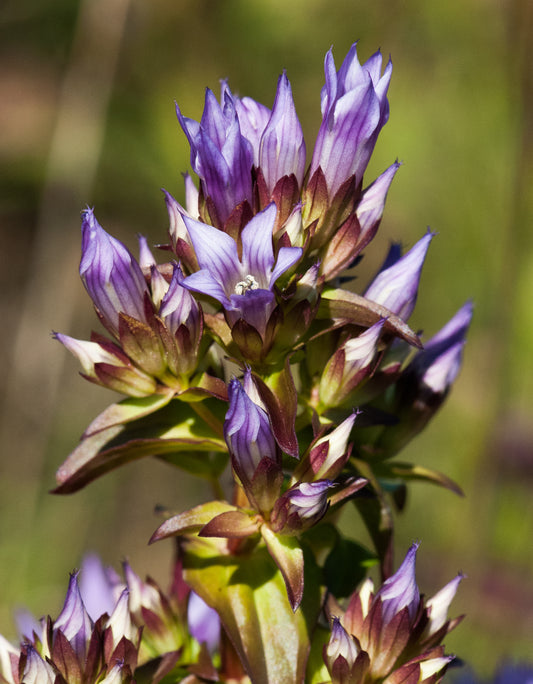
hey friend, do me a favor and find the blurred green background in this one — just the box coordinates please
[1,0,532,674]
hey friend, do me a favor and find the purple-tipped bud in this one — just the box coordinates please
[54,334,123,377]
[159,264,201,340]
[325,617,359,672]
[272,480,332,534]
[356,162,400,250]
[374,543,420,625]
[106,589,137,650]
[187,592,220,653]
[365,230,434,321]
[80,209,150,337]
[425,573,464,637]
[177,87,254,226]
[409,300,473,395]
[54,571,94,660]
[310,44,392,198]
[259,72,306,194]
[224,377,278,492]
[319,319,386,407]
[297,413,357,482]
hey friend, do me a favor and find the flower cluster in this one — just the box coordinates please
[25,40,476,683]
[0,555,220,684]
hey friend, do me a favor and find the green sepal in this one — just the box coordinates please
[54,400,227,494]
[261,525,304,611]
[318,288,422,348]
[180,535,321,684]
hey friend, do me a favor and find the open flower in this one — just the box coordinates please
[182,203,302,338]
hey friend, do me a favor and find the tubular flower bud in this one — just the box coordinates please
[54,571,94,661]
[319,318,386,407]
[408,300,473,396]
[224,377,280,505]
[271,480,332,534]
[365,230,434,321]
[310,44,392,199]
[258,71,306,194]
[296,413,357,482]
[176,87,254,227]
[325,616,360,673]
[374,542,420,625]
[355,161,400,251]
[79,208,150,337]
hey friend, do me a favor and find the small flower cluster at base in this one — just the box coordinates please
[323,544,463,684]
[0,555,221,684]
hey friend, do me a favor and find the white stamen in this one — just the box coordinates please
[234,274,259,295]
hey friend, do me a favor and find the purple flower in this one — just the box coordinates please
[257,72,306,194]
[364,230,434,320]
[319,318,386,407]
[272,480,332,534]
[79,553,124,622]
[182,203,302,337]
[355,162,400,249]
[80,208,149,337]
[54,571,94,660]
[188,591,220,652]
[177,87,254,226]
[409,300,473,394]
[374,542,420,625]
[310,44,392,198]
[325,617,359,672]
[224,375,278,491]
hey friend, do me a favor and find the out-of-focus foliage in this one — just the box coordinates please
[1,0,532,675]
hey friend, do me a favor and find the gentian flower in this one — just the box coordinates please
[54,570,94,660]
[408,300,473,395]
[182,203,302,338]
[271,480,332,534]
[319,318,386,407]
[177,87,254,227]
[364,230,434,321]
[309,43,392,198]
[257,72,306,195]
[374,541,420,625]
[187,591,220,653]
[79,208,150,338]
[355,161,400,251]
[224,375,279,488]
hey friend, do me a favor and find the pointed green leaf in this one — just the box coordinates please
[180,536,320,684]
[376,462,464,496]
[200,510,260,538]
[83,391,175,437]
[54,400,227,494]
[261,525,304,611]
[150,501,238,542]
